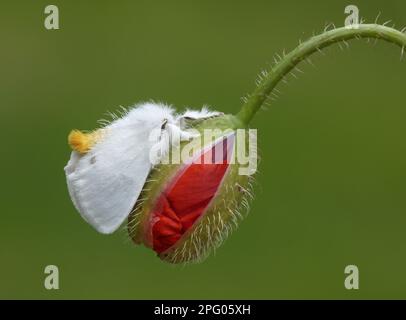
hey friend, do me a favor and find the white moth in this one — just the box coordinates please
[64,102,221,234]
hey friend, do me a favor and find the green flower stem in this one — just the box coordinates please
[237,24,406,126]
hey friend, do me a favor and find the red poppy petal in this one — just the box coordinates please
[151,134,234,253]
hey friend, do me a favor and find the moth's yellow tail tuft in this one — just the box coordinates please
[68,129,105,154]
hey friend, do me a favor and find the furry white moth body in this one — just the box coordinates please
[64,102,221,234]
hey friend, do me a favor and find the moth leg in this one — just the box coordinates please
[68,129,106,154]
[179,128,200,141]
[166,123,200,142]
[178,111,224,129]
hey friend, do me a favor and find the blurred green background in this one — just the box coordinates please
[1,0,406,299]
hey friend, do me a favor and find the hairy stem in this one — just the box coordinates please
[237,24,406,125]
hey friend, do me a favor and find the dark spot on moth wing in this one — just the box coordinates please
[90,156,97,165]
[161,119,168,130]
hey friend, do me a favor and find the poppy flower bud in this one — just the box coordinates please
[128,114,255,264]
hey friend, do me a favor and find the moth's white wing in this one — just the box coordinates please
[64,103,175,234]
